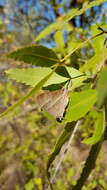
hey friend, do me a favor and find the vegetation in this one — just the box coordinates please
[0,0,107,190]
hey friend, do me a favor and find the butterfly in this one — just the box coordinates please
[36,88,68,120]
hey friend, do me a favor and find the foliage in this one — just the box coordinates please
[7,45,59,67]
[35,0,107,42]
[64,89,97,123]
[0,0,107,190]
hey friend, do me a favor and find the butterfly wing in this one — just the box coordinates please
[47,89,68,118]
[37,88,68,119]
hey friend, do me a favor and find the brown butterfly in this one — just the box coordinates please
[36,88,68,119]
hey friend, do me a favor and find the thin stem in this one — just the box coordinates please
[71,74,86,79]
[60,31,104,63]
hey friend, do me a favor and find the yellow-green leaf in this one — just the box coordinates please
[64,89,97,123]
[6,68,68,87]
[0,68,55,119]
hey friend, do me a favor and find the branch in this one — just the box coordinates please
[60,30,104,63]
[72,105,107,190]
[72,140,103,190]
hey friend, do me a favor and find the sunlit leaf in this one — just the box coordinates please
[35,22,60,42]
[6,66,88,90]
[6,68,69,87]
[66,66,88,89]
[64,89,97,123]
[54,30,65,54]
[0,68,55,119]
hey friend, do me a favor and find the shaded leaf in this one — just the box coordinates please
[55,66,71,78]
[43,81,69,91]
[7,45,59,67]
[64,89,97,123]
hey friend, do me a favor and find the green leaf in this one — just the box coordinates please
[91,25,106,53]
[35,20,72,42]
[35,22,60,42]
[7,45,59,67]
[64,89,97,123]
[80,25,107,72]
[81,54,101,72]
[66,67,83,77]
[46,122,75,179]
[97,68,107,108]
[66,67,88,89]
[6,68,69,87]
[25,180,34,190]
[83,110,105,145]
[0,68,55,119]
[71,76,88,90]
[55,66,71,78]
[35,0,106,41]
[54,30,65,54]
[6,66,88,91]
[81,46,107,72]
[43,81,69,91]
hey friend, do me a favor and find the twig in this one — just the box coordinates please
[60,30,105,63]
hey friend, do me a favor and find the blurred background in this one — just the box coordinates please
[0,0,107,189]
